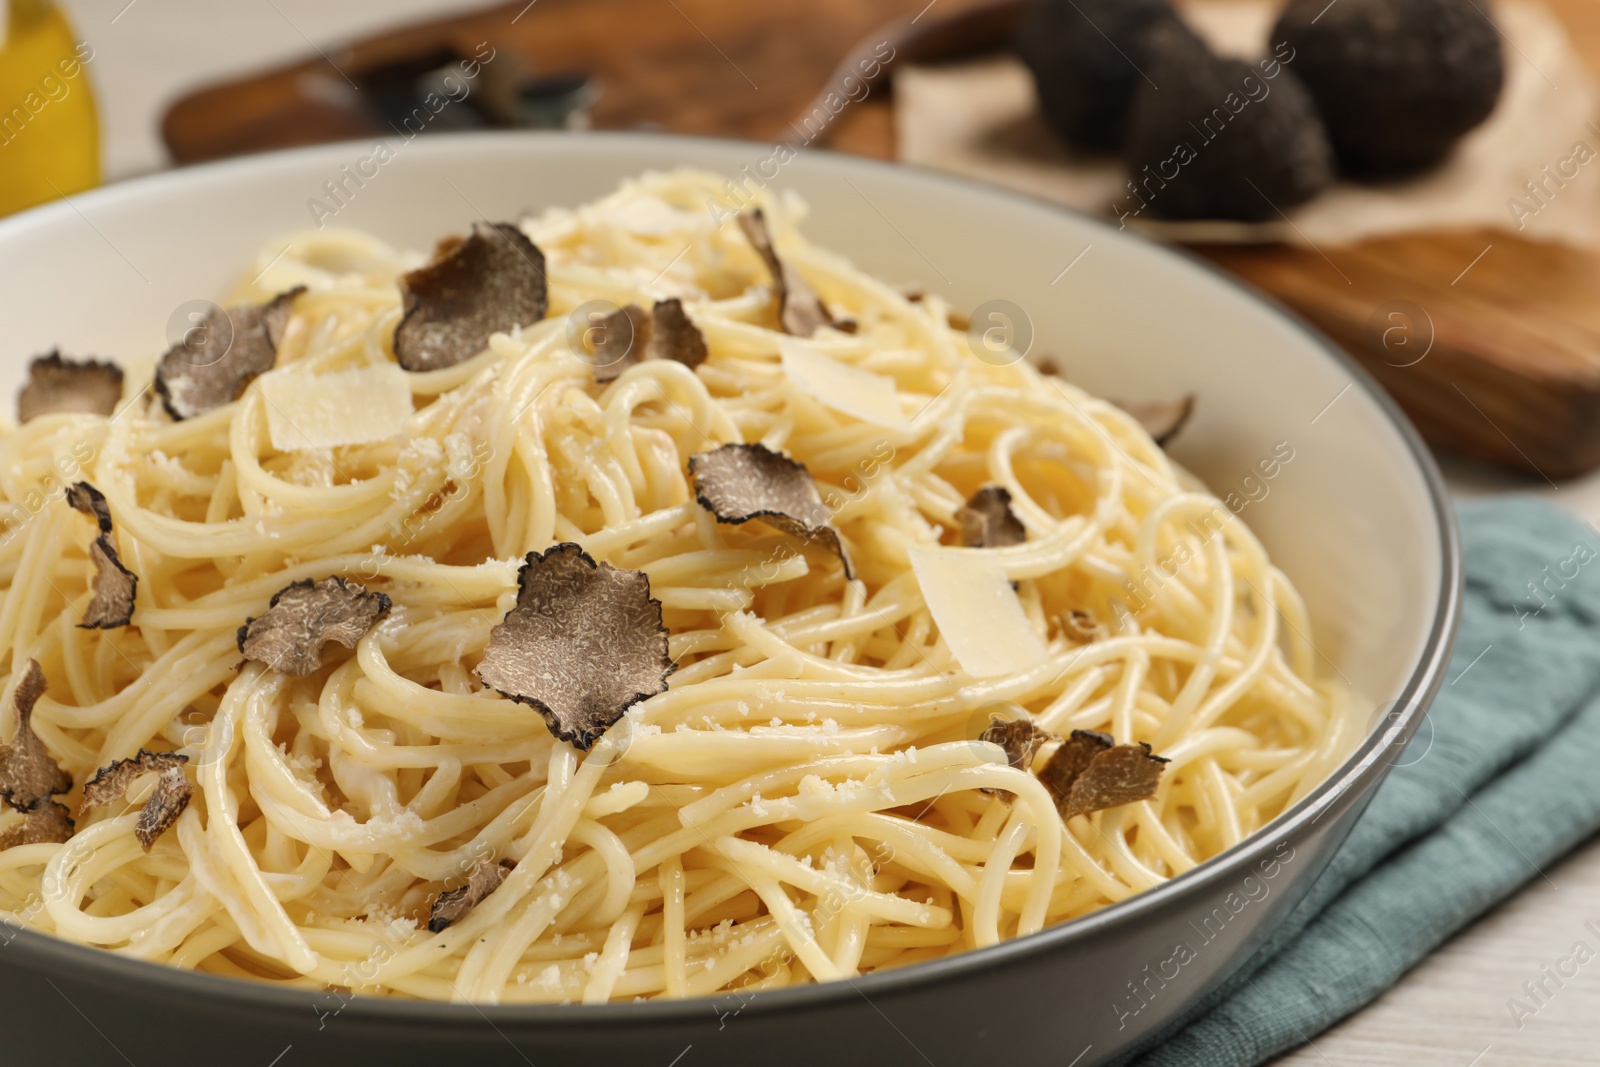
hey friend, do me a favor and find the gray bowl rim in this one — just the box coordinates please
[0,129,1463,1030]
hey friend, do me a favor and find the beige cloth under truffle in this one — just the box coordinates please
[895,1,1599,246]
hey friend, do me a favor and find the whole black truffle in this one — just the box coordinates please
[1273,0,1505,178]
[1012,0,1184,152]
[1120,24,1334,222]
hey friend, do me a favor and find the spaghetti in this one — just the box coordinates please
[0,170,1354,1003]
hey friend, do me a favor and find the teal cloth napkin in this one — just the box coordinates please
[1119,497,1600,1066]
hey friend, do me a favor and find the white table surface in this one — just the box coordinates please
[42,1,1600,1062]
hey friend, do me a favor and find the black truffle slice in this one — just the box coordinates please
[393,222,548,372]
[648,297,708,370]
[0,800,74,849]
[590,303,651,383]
[1123,25,1333,221]
[958,486,1026,548]
[590,299,710,383]
[65,480,112,534]
[689,443,853,579]
[1064,742,1168,816]
[134,764,192,849]
[80,749,192,850]
[65,482,137,629]
[81,749,187,808]
[236,577,392,677]
[428,858,513,932]
[81,541,137,629]
[17,351,123,424]
[979,712,1060,797]
[154,287,304,421]
[1013,0,1187,151]
[476,543,676,751]
[1116,394,1195,447]
[1274,0,1504,177]
[1039,729,1168,818]
[0,660,70,813]
[737,210,834,337]
[1038,728,1113,802]
[982,714,1058,771]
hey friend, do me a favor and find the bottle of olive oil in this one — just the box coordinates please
[0,0,100,217]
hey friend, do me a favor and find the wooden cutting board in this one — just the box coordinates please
[161,0,1600,479]
[1198,233,1600,480]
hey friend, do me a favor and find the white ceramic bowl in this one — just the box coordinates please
[0,133,1459,1067]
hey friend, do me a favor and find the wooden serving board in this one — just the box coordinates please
[1198,232,1600,480]
[160,0,1600,479]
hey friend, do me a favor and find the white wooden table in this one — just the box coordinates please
[1275,835,1600,1066]
[46,0,1600,1061]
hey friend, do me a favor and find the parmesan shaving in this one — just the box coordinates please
[908,546,1048,678]
[780,338,910,430]
[259,364,413,452]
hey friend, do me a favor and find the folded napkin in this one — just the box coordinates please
[1117,497,1600,1066]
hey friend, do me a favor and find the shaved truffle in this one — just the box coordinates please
[81,749,187,808]
[737,209,833,337]
[1039,730,1168,818]
[0,662,74,851]
[428,858,512,933]
[81,539,137,629]
[65,482,137,629]
[647,298,708,370]
[0,800,73,849]
[155,287,304,420]
[135,765,192,849]
[394,222,548,372]
[1038,729,1113,802]
[982,714,1058,772]
[689,443,853,578]
[1117,395,1195,447]
[65,481,112,534]
[0,660,70,813]
[958,486,1026,548]
[1065,742,1168,816]
[979,711,1059,797]
[81,750,191,850]
[236,577,392,677]
[17,351,123,423]
[590,303,652,383]
[590,299,710,383]
[477,543,675,751]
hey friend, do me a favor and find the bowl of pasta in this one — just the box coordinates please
[0,132,1458,1067]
